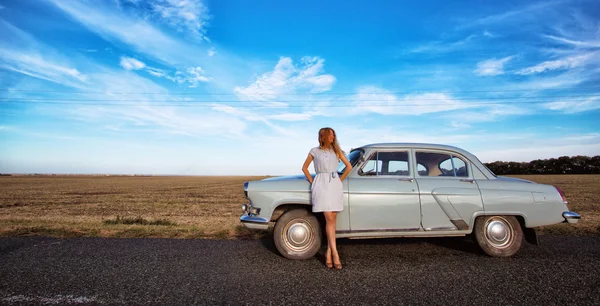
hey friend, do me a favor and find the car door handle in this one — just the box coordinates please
[398,178,414,182]
[460,179,475,183]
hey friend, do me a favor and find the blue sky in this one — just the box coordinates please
[0,0,599,175]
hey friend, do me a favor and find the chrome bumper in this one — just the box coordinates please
[563,211,581,224]
[240,215,270,230]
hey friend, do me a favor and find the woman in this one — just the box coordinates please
[302,127,353,270]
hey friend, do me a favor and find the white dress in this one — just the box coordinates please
[309,147,344,212]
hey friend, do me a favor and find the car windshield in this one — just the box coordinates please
[474,155,497,177]
[337,149,363,173]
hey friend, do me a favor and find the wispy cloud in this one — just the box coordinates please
[208,47,216,57]
[47,0,204,66]
[47,0,250,92]
[474,56,514,76]
[267,112,316,121]
[145,66,210,86]
[508,70,586,91]
[0,50,87,83]
[482,30,496,38]
[409,34,478,54]
[543,97,600,113]
[147,0,210,41]
[458,1,562,29]
[543,35,600,48]
[444,105,530,124]
[516,52,596,75]
[0,18,244,139]
[350,86,475,116]
[0,22,87,87]
[120,56,146,70]
[62,68,246,137]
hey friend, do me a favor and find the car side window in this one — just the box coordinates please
[416,151,469,177]
[360,159,382,175]
[452,157,468,177]
[359,151,410,176]
[417,163,428,176]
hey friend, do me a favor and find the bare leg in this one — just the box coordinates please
[323,211,341,269]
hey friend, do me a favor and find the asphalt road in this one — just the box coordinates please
[1,235,599,305]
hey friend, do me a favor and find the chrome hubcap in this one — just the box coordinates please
[485,217,513,248]
[283,220,314,252]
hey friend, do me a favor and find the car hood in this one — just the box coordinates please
[262,174,314,182]
[247,174,313,193]
[495,176,535,184]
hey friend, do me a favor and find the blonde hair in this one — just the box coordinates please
[318,127,343,158]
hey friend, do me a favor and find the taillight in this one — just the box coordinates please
[554,186,568,205]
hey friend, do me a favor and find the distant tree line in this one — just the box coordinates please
[484,155,600,175]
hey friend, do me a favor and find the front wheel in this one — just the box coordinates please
[473,215,523,257]
[273,209,322,260]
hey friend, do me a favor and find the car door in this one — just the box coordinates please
[347,149,421,231]
[414,150,484,231]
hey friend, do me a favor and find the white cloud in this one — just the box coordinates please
[507,70,585,91]
[145,66,210,86]
[119,56,146,70]
[482,30,495,38]
[267,113,315,121]
[210,104,265,122]
[516,53,595,75]
[543,97,600,113]
[63,69,247,138]
[0,21,88,86]
[145,67,166,77]
[350,86,475,116]
[208,47,216,57]
[234,56,336,102]
[449,121,471,129]
[543,35,600,48]
[409,34,477,54]
[185,66,210,85]
[474,56,515,76]
[0,48,87,86]
[445,105,530,123]
[148,0,210,41]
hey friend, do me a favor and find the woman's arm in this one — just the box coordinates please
[339,153,353,181]
[302,154,314,184]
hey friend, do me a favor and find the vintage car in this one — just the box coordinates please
[240,143,580,258]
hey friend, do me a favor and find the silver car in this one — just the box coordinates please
[240,143,580,258]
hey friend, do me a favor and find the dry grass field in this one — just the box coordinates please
[0,174,598,239]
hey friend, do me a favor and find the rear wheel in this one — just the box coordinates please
[474,215,523,257]
[273,209,322,260]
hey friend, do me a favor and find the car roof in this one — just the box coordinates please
[357,142,465,152]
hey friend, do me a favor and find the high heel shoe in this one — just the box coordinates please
[333,254,342,270]
[333,261,342,270]
[325,250,333,269]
